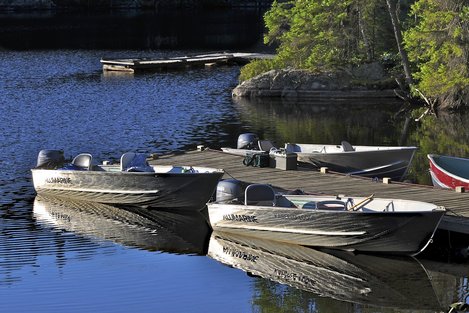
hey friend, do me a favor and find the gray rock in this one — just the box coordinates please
[233,66,397,99]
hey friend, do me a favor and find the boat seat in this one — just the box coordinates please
[120,152,154,172]
[316,200,346,210]
[284,143,301,153]
[121,152,137,171]
[302,200,345,210]
[341,141,355,152]
[258,140,276,152]
[245,184,276,206]
[71,153,93,170]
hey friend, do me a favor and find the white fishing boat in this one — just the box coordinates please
[285,142,417,180]
[208,181,445,255]
[31,150,224,209]
[220,134,417,180]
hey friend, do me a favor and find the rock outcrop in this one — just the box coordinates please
[232,63,399,99]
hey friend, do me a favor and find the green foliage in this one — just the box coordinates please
[239,59,279,83]
[240,0,467,109]
[240,0,396,81]
[265,0,361,71]
[403,0,468,106]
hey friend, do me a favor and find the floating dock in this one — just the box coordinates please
[101,52,274,73]
[150,148,469,234]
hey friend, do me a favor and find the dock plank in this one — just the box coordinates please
[101,52,275,73]
[150,149,469,233]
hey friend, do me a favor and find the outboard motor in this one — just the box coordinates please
[237,133,259,150]
[36,150,65,169]
[215,179,249,203]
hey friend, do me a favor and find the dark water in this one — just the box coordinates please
[1,12,469,313]
[0,10,266,50]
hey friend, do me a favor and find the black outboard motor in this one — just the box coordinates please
[237,133,259,150]
[36,150,65,169]
[215,179,249,203]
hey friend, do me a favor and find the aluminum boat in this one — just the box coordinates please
[285,142,417,180]
[220,133,417,180]
[208,182,445,255]
[31,150,224,209]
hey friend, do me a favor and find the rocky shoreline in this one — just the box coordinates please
[232,64,400,99]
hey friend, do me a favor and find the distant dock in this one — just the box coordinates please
[101,52,274,73]
[151,148,469,235]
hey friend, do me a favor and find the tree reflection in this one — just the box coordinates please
[252,280,351,313]
[410,111,469,185]
[230,97,469,185]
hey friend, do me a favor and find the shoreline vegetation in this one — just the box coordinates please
[1,0,467,112]
[237,0,468,112]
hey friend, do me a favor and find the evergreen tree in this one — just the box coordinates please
[403,0,469,109]
[240,0,395,80]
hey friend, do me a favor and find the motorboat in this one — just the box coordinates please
[208,232,442,310]
[33,195,211,255]
[285,142,417,180]
[428,154,469,190]
[208,181,445,255]
[31,150,224,209]
[220,133,417,180]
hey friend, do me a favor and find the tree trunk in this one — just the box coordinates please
[385,0,413,85]
[358,8,373,61]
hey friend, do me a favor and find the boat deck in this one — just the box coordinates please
[150,148,469,234]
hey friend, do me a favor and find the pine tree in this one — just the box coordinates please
[403,0,468,109]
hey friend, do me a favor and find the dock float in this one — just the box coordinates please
[101,52,274,73]
[150,148,469,234]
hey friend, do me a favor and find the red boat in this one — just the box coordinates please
[427,154,469,190]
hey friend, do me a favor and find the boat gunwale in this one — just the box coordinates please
[428,154,469,183]
[294,146,417,156]
[31,167,225,177]
[207,202,446,214]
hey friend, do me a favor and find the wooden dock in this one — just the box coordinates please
[150,148,469,234]
[101,52,274,73]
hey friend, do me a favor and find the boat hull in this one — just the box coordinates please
[428,154,469,190]
[32,169,224,209]
[208,203,444,255]
[293,146,416,180]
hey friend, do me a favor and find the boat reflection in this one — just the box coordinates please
[33,195,211,255]
[208,231,443,311]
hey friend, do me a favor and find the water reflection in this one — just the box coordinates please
[231,97,410,151]
[208,231,456,312]
[2,195,465,312]
[230,97,469,184]
[33,195,211,255]
[0,10,265,50]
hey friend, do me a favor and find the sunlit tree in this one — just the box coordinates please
[403,0,469,109]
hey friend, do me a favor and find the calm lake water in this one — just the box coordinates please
[1,11,469,313]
